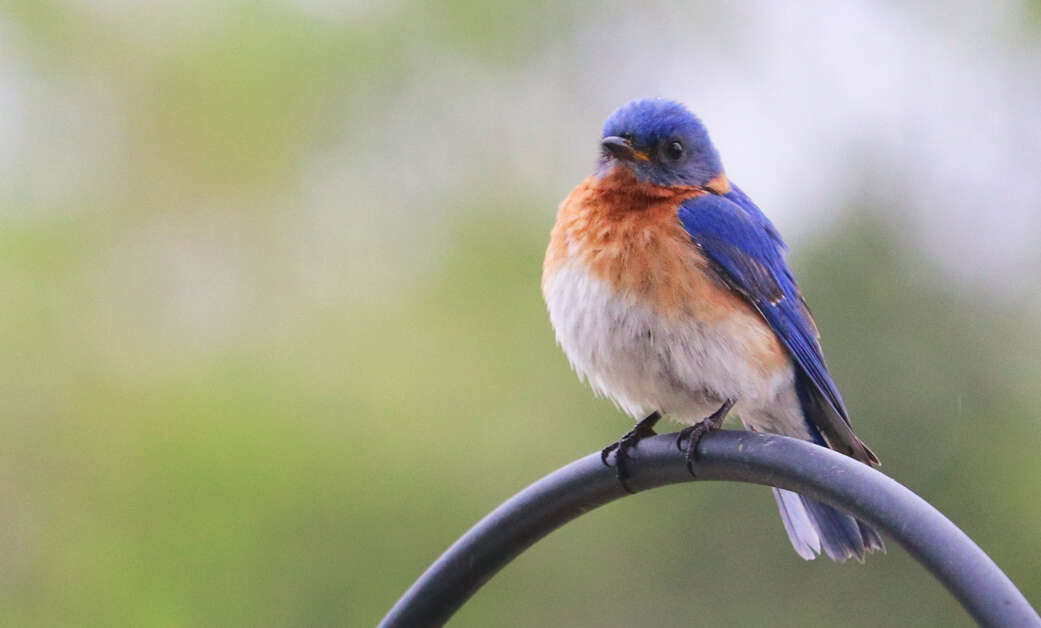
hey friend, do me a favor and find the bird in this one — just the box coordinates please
[541,98,884,562]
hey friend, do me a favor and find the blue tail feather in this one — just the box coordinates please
[772,488,885,562]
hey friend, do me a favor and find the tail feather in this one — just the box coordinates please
[858,520,886,554]
[772,488,820,559]
[772,488,885,562]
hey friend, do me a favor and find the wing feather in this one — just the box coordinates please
[678,185,878,464]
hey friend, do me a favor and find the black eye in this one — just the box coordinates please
[664,140,684,160]
[620,132,634,142]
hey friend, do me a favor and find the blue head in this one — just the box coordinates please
[599,99,723,187]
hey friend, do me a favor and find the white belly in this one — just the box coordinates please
[544,265,798,426]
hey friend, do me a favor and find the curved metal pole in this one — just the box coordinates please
[379,430,1040,628]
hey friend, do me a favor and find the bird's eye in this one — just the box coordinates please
[620,132,634,142]
[663,140,684,161]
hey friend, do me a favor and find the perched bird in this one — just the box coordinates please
[542,98,884,562]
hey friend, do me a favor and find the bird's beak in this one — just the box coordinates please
[601,136,650,162]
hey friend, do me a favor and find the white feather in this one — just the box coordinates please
[544,264,807,436]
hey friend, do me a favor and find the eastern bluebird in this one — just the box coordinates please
[542,98,884,562]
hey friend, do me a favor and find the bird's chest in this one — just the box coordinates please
[541,174,790,418]
[543,173,715,319]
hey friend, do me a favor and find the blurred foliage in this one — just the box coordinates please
[0,2,1039,627]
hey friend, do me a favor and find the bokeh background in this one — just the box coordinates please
[3,1,1040,626]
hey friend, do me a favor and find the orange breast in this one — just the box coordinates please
[543,167,789,374]
[544,167,739,321]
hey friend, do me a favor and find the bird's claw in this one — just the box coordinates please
[600,411,662,491]
[675,423,709,475]
[675,399,735,477]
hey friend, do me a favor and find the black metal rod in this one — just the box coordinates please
[379,430,1040,627]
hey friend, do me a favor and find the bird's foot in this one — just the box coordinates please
[601,411,661,492]
[675,399,735,476]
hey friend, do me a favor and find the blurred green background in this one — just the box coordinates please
[2,2,1040,626]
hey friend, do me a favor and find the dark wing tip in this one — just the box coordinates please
[857,437,881,466]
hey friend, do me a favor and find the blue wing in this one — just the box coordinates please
[677,184,878,464]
